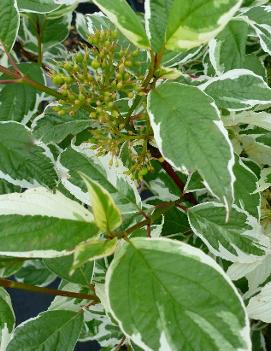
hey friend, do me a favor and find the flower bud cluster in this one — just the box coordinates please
[51,29,153,180]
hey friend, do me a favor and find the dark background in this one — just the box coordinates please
[8,1,144,351]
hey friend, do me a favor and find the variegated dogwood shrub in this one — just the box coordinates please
[0,0,271,350]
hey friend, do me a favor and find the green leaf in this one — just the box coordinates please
[244,5,271,55]
[144,0,173,53]
[7,310,83,351]
[145,0,242,52]
[223,111,271,132]
[92,0,149,48]
[148,82,234,210]
[106,238,250,351]
[0,288,15,334]
[209,19,249,74]
[0,63,45,123]
[233,157,260,219]
[0,180,20,195]
[57,146,140,214]
[243,54,266,78]
[73,238,118,271]
[44,254,94,286]
[165,0,242,51]
[0,257,24,278]
[24,13,71,50]
[201,69,271,111]
[81,173,122,233]
[240,135,271,167]
[252,330,266,351]
[76,12,114,41]
[161,207,190,237]
[17,0,60,13]
[0,187,98,257]
[188,202,268,262]
[32,107,91,144]
[15,260,56,286]
[0,122,57,188]
[0,0,19,51]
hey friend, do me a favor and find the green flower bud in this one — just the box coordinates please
[57,110,65,116]
[63,62,73,71]
[64,76,73,84]
[91,60,100,69]
[75,53,84,63]
[117,81,123,89]
[79,94,85,102]
[52,75,65,85]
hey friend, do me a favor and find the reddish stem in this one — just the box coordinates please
[0,278,100,302]
[161,160,197,205]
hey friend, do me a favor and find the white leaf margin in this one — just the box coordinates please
[199,69,271,111]
[105,237,252,351]
[0,0,20,52]
[0,288,15,351]
[147,82,235,215]
[55,141,141,214]
[0,187,93,221]
[247,281,271,323]
[0,121,56,189]
[188,202,270,263]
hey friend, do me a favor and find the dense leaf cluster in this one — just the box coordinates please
[0,0,271,350]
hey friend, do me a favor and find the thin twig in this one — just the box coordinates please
[148,144,198,206]
[115,336,126,351]
[0,278,100,303]
[2,44,23,75]
[0,79,21,84]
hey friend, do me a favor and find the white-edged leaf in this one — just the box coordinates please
[6,310,83,351]
[144,0,173,53]
[228,254,271,296]
[14,260,56,287]
[17,0,60,13]
[240,135,271,166]
[80,303,122,347]
[233,157,260,219]
[255,167,271,193]
[0,63,45,124]
[164,0,242,51]
[80,173,122,233]
[0,257,24,278]
[0,122,57,188]
[106,237,251,351]
[0,288,15,351]
[223,111,271,132]
[0,187,92,221]
[0,0,19,51]
[208,19,249,75]
[147,82,235,211]
[92,0,149,48]
[243,5,271,55]
[188,202,269,263]
[23,13,72,50]
[32,106,91,144]
[200,69,271,111]
[47,282,123,348]
[73,238,118,272]
[56,144,141,215]
[44,254,94,286]
[0,188,98,258]
[247,282,271,322]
